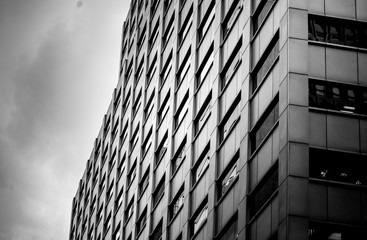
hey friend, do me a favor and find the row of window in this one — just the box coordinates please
[309,79,367,115]
[309,14,367,49]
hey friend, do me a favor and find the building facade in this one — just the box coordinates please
[69,0,367,240]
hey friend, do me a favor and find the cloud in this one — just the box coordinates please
[0,0,127,239]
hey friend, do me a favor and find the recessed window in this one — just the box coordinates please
[193,144,210,184]
[177,49,191,87]
[144,91,155,121]
[308,14,367,49]
[216,214,238,240]
[130,125,140,151]
[156,133,168,165]
[125,197,134,222]
[194,94,211,136]
[117,152,126,178]
[197,44,214,88]
[132,89,142,117]
[218,153,239,199]
[221,38,242,90]
[250,96,279,154]
[120,121,129,147]
[115,188,124,212]
[310,148,367,186]
[248,163,278,219]
[198,0,215,42]
[106,180,114,202]
[142,128,153,157]
[222,0,241,39]
[136,207,147,234]
[139,167,150,196]
[135,58,145,86]
[147,54,158,87]
[104,212,112,233]
[163,15,174,47]
[252,33,279,93]
[309,79,367,115]
[191,200,208,236]
[170,186,184,220]
[127,160,137,187]
[174,92,189,129]
[219,95,241,143]
[309,222,367,240]
[158,91,170,124]
[178,6,193,45]
[153,176,165,207]
[252,0,276,34]
[172,137,186,174]
[161,53,173,87]
[149,20,159,50]
[151,220,163,240]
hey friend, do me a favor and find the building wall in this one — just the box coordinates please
[69,0,367,240]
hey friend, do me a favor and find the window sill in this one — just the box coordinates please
[309,107,367,120]
[190,162,210,193]
[308,40,367,53]
[168,205,184,226]
[217,116,240,151]
[170,156,186,181]
[190,219,207,240]
[215,175,239,206]
[309,178,367,189]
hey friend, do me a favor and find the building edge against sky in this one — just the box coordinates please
[69,0,367,240]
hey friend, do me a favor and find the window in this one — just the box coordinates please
[127,160,137,187]
[309,148,367,186]
[126,59,134,81]
[248,163,278,219]
[115,188,124,211]
[177,49,191,87]
[174,92,189,129]
[163,0,172,13]
[156,134,168,165]
[125,197,134,222]
[178,6,193,45]
[158,91,170,124]
[161,53,173,87]
[252,33,279,92]
[139,167,150,196]
[163,15,174,47]
[222,0,241,38]
[252,0,276,34]
[193,143,210,184]
[90,196,96,214]
[104,213,112,233]
[151,0,160,16]
[142,129,153,156]
[114,87,122,112]
[132,89,142,117]
[137,24,147,51]
[111,118,119,142]
[117,152,126,178]
[221,38,242,90]
[250,96,279,154]
[309,222,367,240]
[92,167,99,187]
[123,88,131,113]
[144,91,155,121]
[218,153,239,199]
[99,173,106,193]
[120,121,129,148]
[191,200,208,235]
[170,186,184,220]
[113,226,121,240]
[147,54,158,87]
[309,79,367,115]
[151,220,162,240]
[96,203,103,224]
[172,137,186,174]
[308,15,367,49]
[135,58,144,86]
[219,95,241,143]
[109,148,117,171]
[136,208,147,234]
[153,176,165,207]
[104,116,111,138]
[194,94,211,135]
[130,125,140,151]
[102,146,108,165]
[149,20,159,50]
[198,0,215,42]
[197,45,214,88]
[106,181,114,202]
[216,214,238,240]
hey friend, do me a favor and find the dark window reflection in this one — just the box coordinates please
[308,14,367,49]
[309,79,367,115]
[309,222,367,240]
[309,148,367,186]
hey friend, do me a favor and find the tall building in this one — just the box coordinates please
[69,0,367,240]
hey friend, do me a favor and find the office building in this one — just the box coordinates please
[69,0,367,239]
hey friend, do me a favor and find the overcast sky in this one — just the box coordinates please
[0,0,129,239]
